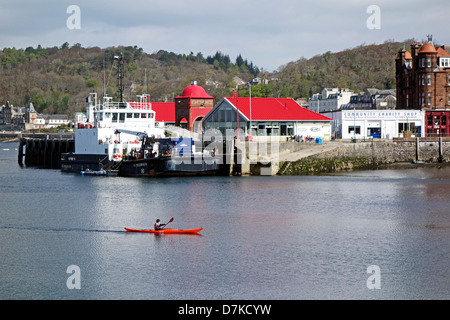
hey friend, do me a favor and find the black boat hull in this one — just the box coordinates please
[119,155,220,177]
[60,153,113,173]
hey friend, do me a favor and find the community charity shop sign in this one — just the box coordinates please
[343,110,422,120]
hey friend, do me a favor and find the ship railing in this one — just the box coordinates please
[95,101,152,111]
[96,101,131,110]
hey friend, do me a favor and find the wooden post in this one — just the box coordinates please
[18,139,24,166]
[416,137,420,162]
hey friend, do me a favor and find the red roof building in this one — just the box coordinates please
[151,102,187,124]
[203,97,332,140]
[128,101,186,124]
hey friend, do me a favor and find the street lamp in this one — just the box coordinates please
[249,82,252,138]
[353,104,356,142]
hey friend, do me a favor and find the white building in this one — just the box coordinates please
[308,88,354,113]
[42,114,71,128]
[322,109,425,139]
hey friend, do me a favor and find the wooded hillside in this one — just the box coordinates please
[0,44,258,115]
[0,40,411,115]
[265,39,413,99]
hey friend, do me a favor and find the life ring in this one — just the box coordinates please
[113,153,122,159]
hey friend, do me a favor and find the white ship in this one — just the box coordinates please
[61,53,165,173]
[61,91,165,173]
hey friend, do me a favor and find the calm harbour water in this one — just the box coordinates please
[0,141,449,300]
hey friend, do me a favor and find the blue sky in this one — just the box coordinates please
[1,0,449,71]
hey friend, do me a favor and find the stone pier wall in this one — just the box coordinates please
[279,138,449,175]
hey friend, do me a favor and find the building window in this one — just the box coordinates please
[427,58,432,67]
[440,57,450,68]
[434,115,440,126]
[406,94,409,107]
[399,122,415,133]
[448,93,450,105]
[348,126,360,134]
[427,74,432,86]
[428,92,432,105]
[420,58,425,68]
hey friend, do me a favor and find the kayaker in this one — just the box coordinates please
[154,219,166,230]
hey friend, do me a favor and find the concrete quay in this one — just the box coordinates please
[276,138,450,175]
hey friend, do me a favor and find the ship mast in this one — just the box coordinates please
[115,52,125,102]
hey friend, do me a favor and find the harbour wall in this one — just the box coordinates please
[14,134,449,175]
[278,138,450,175]
[18,134,74,168]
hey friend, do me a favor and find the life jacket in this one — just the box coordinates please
[154,223,164,230]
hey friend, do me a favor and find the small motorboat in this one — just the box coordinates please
[80,169,108,176]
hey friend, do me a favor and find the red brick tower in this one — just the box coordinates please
[175,81,214,132]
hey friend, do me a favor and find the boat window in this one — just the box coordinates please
[149,113,154,118]
[119,113,125,123]
[141,113,147,118]
[134,113,140,118]
[105,112,111,118]
[112,113,118,122]
[127,113,133,118]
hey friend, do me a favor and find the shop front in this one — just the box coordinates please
[322,109,425,139]
[425,111,450,137]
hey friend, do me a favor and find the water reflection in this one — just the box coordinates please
[0,143,449,299]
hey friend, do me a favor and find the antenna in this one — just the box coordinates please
[115,52,125,102]
[103,58,106,97]
[144,68,147,94]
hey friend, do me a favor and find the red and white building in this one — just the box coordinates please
[202,96,333,140]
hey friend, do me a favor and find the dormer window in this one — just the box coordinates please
[439,57,450,68]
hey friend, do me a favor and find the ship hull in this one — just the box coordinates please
[118,155,220,177]
[60,152,113,173]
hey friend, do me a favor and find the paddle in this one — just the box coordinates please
[160,217,173,229]
[166,217,174,226]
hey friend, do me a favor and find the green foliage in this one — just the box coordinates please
[0,47,48,68]
[86,79,99,88]
[270,40,412,98]
[238,84,273,98]
[0,40,409,116]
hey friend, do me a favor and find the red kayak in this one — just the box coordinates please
[124,227,203,234]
